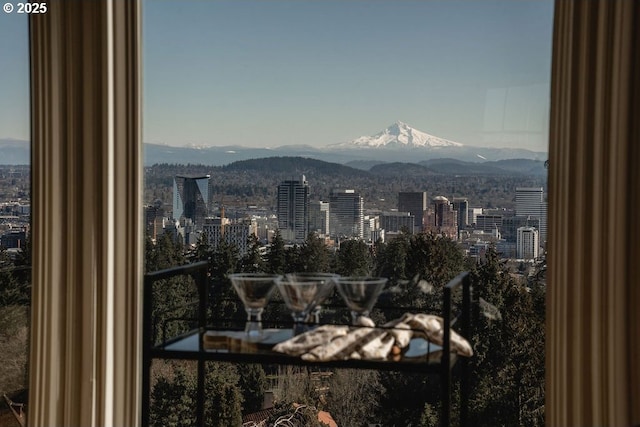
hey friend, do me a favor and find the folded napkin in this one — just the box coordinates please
[272,313,473,362]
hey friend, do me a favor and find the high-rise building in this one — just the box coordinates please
[329,189,364,239]
[452,197,469,231]
[0,228,27,249]
[144,200,165,239]
[173,175,210,227]
[380,212,415,233]
[363,215,380,242]
[423,196,458,238]
[475,214,503,233]
[502,216,540,243]
[468,207,483,226]
[398,191,427,229]
[308,201,329,236]
[277,176,309,242]
[516,187,547,242]
[202,217,257,256]
[517,226,540,259]
[370,228,385,244]
[224,220,258,256]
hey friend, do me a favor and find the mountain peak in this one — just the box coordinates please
[388,120,411,133]
[337,122,463,149]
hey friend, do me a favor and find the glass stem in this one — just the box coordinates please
[351,310,368,326]
[292,313,307,335]
[245,308,263,339]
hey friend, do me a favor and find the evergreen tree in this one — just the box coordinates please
[192,232,211,263]
[240,234,266,273]
[374,232,468,425]
[149,367,196,427]
[406,232,465,288]
[210,238,239,281]
[401,232,467,312]
[266,229,286,274]
[373,231,410,282]
[237,364,267,414]
[209,238,242,328]
[145,232,195,344]
[284,243,302,273]
[205,362,243,427]
[467,246,546,426]
[146,232,187,273]
[0,263,27,306]
[149,362,244,427]
[296,232,331,272]
[376,371,437,427]
[335,239,373,276]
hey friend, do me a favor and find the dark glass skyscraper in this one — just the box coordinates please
[453,197,469,231]
[277,176,309,242]
[398,191,427,229]
[329,189,364,239]
[173,175,210,227]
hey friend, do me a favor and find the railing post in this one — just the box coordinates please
[196,266,207,426]
[460,273,471,427]
[442,284,452,427]
[141,274,152,427]
[141,261,209,426]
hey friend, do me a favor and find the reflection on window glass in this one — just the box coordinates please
[143,2,551,426]
[0,11,31,424]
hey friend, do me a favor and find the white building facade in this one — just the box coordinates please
[202,217,257,256]
[516,187,547,243]
[517,226,540,260]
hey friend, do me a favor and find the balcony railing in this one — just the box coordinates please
[142,262,474,427]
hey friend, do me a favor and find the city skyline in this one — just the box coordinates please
[1,1,554,153]
[156,168,547,263]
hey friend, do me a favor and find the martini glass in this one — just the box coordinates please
[229,273,280,341]
[276,273,338,335]
[336,276,388,325]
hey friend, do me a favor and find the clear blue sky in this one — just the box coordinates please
[0,12,29,141]
[0,1,554,152]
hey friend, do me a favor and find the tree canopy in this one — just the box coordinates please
[145,232,546,426]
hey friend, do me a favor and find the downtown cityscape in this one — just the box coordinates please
[154,167,547,265]
[0,1,552,426]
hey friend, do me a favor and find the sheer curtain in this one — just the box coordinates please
[547,1,640,425]
[29,2,142,426]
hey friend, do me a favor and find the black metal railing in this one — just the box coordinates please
[142,261,209,427]
[142,263,474,427]
[442,271,472,427]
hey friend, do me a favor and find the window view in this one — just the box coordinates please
[143,1,552,426]
[0,11,31,427]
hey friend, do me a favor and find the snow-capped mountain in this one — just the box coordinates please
[335,121,464,149]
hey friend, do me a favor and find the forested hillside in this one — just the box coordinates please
[144,157,547,213]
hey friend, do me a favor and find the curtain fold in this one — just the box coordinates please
[547,1,640,425]
[29,1,142,426]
